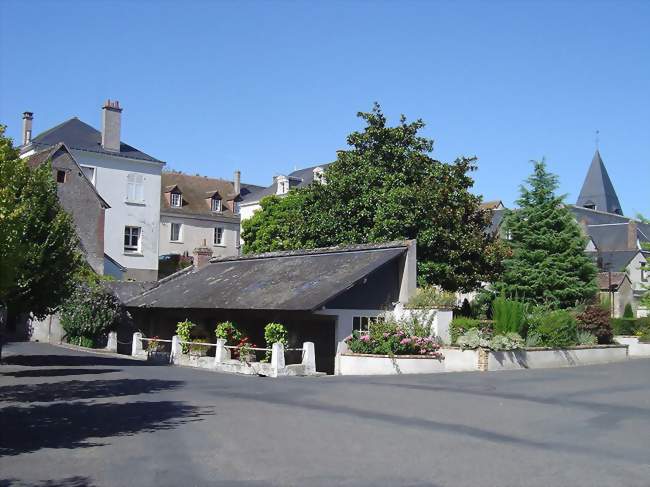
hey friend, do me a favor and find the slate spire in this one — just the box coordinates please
[576,150,623,215]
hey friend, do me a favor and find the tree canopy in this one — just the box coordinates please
[242,104,506,291]
[493,160,597,308]
[0,126,83,319]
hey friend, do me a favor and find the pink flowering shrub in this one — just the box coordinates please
[345,324,442,357]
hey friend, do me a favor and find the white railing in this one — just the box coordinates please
[131,332,316,375]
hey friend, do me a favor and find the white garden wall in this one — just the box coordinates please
[614,336,650,357]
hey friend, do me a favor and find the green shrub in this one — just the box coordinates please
[623,303,634,319]
[450,317,480,344]
[264,322,288,361]
[489,332,524,351]
[69,336,94,348]
[406,287,457,309]
[345,320,442,357]
[215,321,242,345]
[527,309,577,348]
[175,319,195,353]
[638,329,650,343]
[575,305,613,344]
[60,284,121,346]
[576,330,597,346]
[492,297,526,335]
[525,332,542,348]
[611,318,638,336]
[457,328,490,349]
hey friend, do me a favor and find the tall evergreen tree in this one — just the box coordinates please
[494,160,597,308]
[242,104,506,291]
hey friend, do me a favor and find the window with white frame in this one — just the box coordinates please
[211,197,222,212]
[170,223,182,242]
[81,165,96,185]
[126,173,144,203]
[352,316,383,335]
[170,192,182,207]
[124,226,141,252]
[214,227,224,246]
[233,201,240,214]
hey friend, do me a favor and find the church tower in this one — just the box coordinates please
[576,150,623,215]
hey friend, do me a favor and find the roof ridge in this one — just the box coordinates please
[210,240,411,264]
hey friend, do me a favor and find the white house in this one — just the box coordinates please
[19,101,164,281]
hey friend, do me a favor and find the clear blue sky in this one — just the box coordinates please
[1,0,648,215]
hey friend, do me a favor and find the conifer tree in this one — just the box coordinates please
[493,160,597,308]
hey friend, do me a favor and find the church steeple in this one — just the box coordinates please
[576,150,623,215]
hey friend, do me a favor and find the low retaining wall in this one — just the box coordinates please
[337,344,629,375]
[615,336,650,357]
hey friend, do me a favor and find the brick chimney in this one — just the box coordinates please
[234,170,241,195]
[192,239,213,270]
[628,220,638,250]
[22,112,33,145]
[101,100,122,152]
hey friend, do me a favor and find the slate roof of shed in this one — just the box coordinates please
[239,162,331,204]
[126,241,409,311]
[598,250,645,272]
[25,118,163,163]
[576,150,623,215]
[597,272,629,291]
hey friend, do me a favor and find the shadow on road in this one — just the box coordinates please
[0,400,212,456]
[0,476,96,487]
[1,368,121,378]
[1,354,146,368]
[0,379,184,403]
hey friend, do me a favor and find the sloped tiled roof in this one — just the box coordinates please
[239,162,331,204]
[597,272,629,291]
[161,172,239,219]
[598,250,645,272]
[126,241,409,311]
[576,150,623,215]
[26,118,163,163]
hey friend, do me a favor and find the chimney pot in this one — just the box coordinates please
[234,170,241,195]
[101,99,122,152]
[628,221,638,250]
[22,111,34,146]
[192,241,213,270]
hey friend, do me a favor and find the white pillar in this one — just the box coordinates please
[434,309,453,345]
[106,331,117,353]
[301,342,316,373]
[214,338,230,365]
[131,332,142,356]
[271,342,285,372]
[171,335,181,364]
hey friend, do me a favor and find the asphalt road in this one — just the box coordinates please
[1,342,649,487]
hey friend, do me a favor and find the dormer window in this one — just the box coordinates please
[313,167,325,184]
[276,175,289,195]
[211,197,222,212]
[170,192,182,207]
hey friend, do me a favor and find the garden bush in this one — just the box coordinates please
[489,332,524,351]
[450,317,492,344]
[189,338,210,356]
[527,309,577,348]
[175,319,195,353]
[456,328,523,351]
[406,287,457,309]
[264,322,288,361]
[611,318,638,336]
[492,297,526,335]
[576,330,597,346]
[345,320,442,357]
[575,305,613,344]
[60,284,121,347]
[623,303,634,319]
[215,321,242,344]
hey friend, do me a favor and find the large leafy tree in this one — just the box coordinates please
[242,104,506,291]
[493,160,597,308]
[0,126,83,321]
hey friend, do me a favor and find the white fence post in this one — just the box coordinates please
[214,338,229,365]
[106,331,118,353]
[271,342,285,373]
[131,332,143,356]
[302,342,316,373]
[171,335,181,364]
